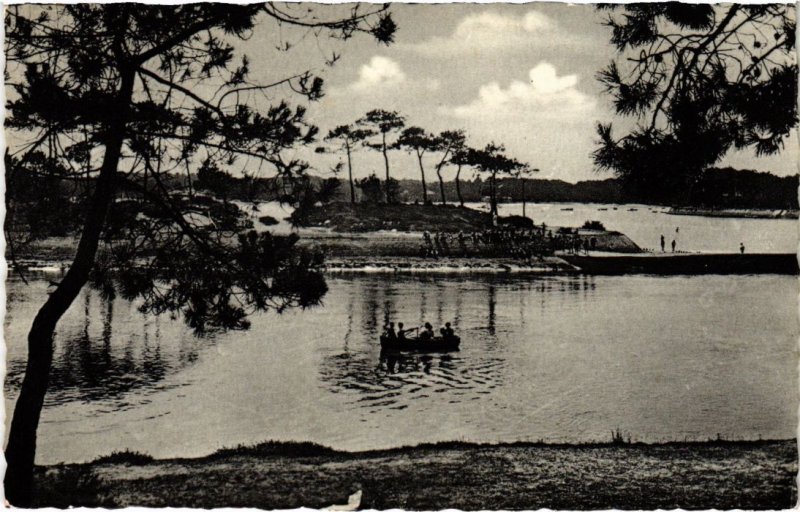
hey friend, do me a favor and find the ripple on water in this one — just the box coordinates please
[318,348,507,412]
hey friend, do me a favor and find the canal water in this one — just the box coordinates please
[5,273,797,464]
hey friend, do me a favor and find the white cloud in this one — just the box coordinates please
[438,62,606,181]
[331,55,439,99]
[404,10,586,56]
[454,11,554,40]
[350,56,406,92]
[449,62,595,120]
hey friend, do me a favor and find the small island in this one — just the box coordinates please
[290,202,797,275]
[290,202,639,273]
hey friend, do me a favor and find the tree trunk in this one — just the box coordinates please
[416,151,428,204]
[437,171,446,205]
[455,165,464,207]
[522,178,526,218]
[4,69,135,507]
[345,142,355,204]
[433,151,450,205]
[490,171,498,216]
[381,133,391,203]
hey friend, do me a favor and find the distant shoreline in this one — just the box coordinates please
[8,200,796,277]
[33,438,797,509]
[667,206,799,219]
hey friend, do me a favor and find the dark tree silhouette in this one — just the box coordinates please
[357,109,405,203]
[3,3,394,505]
[196,159,235,201]
[467,143,525,216]
[450,145,475,207]
[290,174,342,226]
[324,124,374,203]
[594,3,797,204]
[432,130,467,204]
[397,126,437,204]
[356,173,386,203]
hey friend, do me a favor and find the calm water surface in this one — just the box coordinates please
[5,273,798,464]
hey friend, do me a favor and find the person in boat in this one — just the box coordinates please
[419,322,434,341]
[384,322,397,340]
[443,322,455,337]
[397,322,414,341]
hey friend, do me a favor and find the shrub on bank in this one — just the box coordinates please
[498,215,535,229]
[259,215,279,226]
[93,450,154,465]
[582,220,606,231]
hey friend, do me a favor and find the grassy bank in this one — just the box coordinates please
[33,439,797,509]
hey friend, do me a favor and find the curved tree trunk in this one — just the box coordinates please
[381,134,391,203]
[416,151,428,204]
[345,143,355,204]
[433,153,449,205]
[4,70,135,507]
[455,165,464,207]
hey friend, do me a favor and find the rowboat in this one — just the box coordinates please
[379,335,461,352]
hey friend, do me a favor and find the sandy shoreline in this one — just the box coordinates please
[33,439,797,509]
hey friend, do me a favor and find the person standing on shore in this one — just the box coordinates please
[671,239,676,253]
[740,243,745,254]
[660,235,665,252]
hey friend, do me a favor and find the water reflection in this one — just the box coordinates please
[317,275,526,410]
[7,272,796,465]
[5,284,215,409]
[487,284,496,335]
[319,348,505,410]
[314,274,603,412]
[6,274,598,412]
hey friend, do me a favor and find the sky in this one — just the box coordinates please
[234,2,798,184]
[7,2,797,184]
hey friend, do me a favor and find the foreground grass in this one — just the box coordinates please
[34,439,797,509]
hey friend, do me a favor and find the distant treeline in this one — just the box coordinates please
[10,166,796,240]
[191,167,798,210]
[687,167,798,210]
[395,177,627,204]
